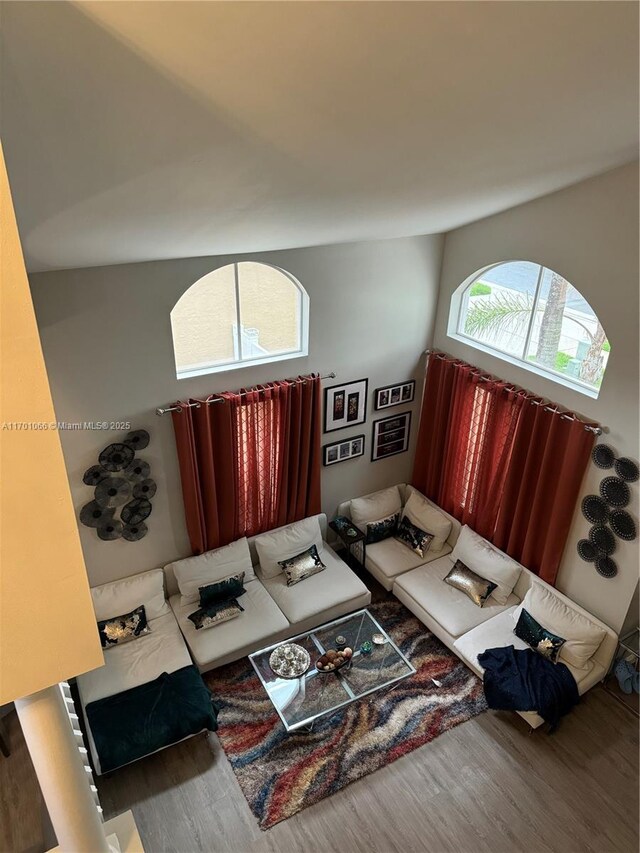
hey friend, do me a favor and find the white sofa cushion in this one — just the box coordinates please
[453,608,595,688]
[167,538,254,605]
[451,526,522,605]
[170,578,289,671]
[365,537,452,590]
[402,490,452,553]
[350,485,402,527]
[258,543,370,625]
[91,568,170,622]
[393,556,519,638]
[77,612,191,706]
[513,582,606,671]
[254,516,324,579]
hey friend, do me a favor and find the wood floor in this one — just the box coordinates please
[1,677,637,853]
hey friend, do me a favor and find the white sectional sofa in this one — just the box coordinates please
[164,513,371,672]
[338,484,618,728]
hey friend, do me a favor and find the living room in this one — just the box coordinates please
[0,2,638,853]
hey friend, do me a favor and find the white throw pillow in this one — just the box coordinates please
[169,538,254,605]
[402,490,452,553]
[515,582,606,671]
[254,516,324,579]
[450,525,521,605]
[350,486,402,527]
[91,568,169,622]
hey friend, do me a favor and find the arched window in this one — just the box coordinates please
[448,261,610,398]
[171,261,309,379]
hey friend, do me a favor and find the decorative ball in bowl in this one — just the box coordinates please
[316,647,353,672]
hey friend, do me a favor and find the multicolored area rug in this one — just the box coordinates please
[204,599,487,830]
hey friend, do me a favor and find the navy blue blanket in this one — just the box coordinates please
[86,664,219,773]
[477,646,579,730]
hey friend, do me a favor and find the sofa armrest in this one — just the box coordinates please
[592,628,619,674]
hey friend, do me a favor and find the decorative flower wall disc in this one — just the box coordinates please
[80,501,115,528]
[592,445,615,469]
[588,524,616,555]
[609,510,636,542]
[121,498,152,526]
[614,457,639,483]
[124,429,150,451]
[99,443,134,471]
[95,477,132,508]
[122,522,148,542]
[577,539,598,562]
[599,476,630,508]
[595,556,617,578]
[83,465,109,486]
[124,458,150,481]
[133,478,156,499]
[97,520,124,541]
[581,495,609,524]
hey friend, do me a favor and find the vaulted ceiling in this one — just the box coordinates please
[2,0,638,272]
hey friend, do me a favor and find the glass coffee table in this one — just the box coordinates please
[249,609,416,732]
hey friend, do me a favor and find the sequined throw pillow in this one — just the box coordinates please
[394,516,434,559]
[188,599,245,630]
[98,604,150,648]
[278,544,326,586]
[515,607,566,663]
[365,512,399,545]
[444,560,497,607]
[198,571,246,608]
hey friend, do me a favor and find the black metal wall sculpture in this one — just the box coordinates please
[577,444,638,578]
[80,429,154,542]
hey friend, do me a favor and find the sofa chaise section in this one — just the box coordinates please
[451,608,611,728]
[77,569,215,774]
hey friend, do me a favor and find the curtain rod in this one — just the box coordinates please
[423,349,603,436]
[156,372,336,416]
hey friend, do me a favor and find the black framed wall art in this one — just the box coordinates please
[374,380,415,410]
[324,378,368,432]
[371,411,411,461]
[323,434,365,466]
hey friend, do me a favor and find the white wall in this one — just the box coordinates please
[432,162,639,634]
[30,235,443,587]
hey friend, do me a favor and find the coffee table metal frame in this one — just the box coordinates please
[249,608,416,732]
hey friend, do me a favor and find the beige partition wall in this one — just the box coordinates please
[0,143,122,851]
[0,141,104,704]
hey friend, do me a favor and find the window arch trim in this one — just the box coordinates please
[447,260,609,400]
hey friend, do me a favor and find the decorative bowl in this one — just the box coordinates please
[315,647,353,673]
[269,643,311,679]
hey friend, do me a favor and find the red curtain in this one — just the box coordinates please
[493,403,596,584]
[172,375,322,555]
[412,354,596,585]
